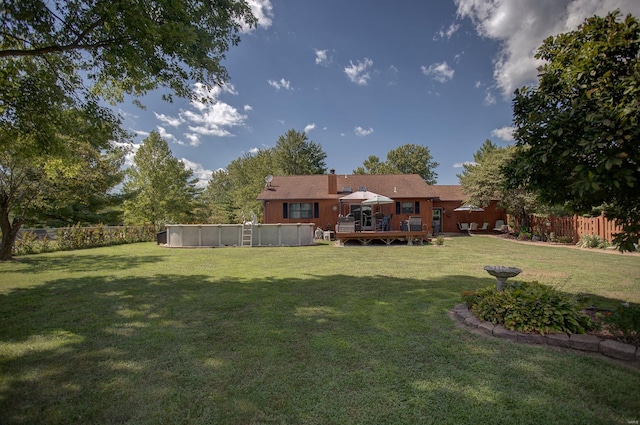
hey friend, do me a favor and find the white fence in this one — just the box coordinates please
[166,223,315,247]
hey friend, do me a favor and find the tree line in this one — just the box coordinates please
[1,3,639,258]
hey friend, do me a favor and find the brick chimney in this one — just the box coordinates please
[328,169,337,194]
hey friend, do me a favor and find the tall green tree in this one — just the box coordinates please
[507,11,640,251]
[123,131,199,226]
[199,169,236,223]
[458,140,537,229]
[353,155,390,175]
[353,144,439,184]
[273,129,327,175]
[0,107,127,260]
[224,149,275,221]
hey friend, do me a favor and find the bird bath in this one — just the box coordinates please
[483,266,522,291]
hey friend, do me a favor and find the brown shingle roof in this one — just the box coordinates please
[257,174,456,201]
[427,185,464,201]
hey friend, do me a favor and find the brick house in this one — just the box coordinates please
[257,171,506,235]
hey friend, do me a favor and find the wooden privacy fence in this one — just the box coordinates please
[528,214,624,244]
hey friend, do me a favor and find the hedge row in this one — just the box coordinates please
[11,224,157,256]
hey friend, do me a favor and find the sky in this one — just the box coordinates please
[116,0,640,187]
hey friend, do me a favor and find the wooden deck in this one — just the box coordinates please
[333,230,431,246]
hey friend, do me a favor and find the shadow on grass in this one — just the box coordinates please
[0,273,638,425]
[8,252,169,274]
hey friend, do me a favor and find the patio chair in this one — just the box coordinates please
[408,216,422,231]
[480,222,489,231]
[493,220,508,233]
[336,216,356,233]
[458,222,469,232]
[469,222,478,231]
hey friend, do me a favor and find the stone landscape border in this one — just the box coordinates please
[452,303,639,363]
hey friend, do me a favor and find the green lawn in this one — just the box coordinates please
[1,236,638,424]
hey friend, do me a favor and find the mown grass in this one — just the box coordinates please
[0,236,638,424]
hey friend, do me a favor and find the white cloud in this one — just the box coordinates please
[154,112,184,127]
[112,141,138,167]
[244,105,253,111]
[484,91,496,105]
[434,22,461,40]
[248,147,260,154]
[184,133,201,147]
[388,65,399,86]
[314,49,332,66]
[304,123,316,133]
[181,158,212,189]
[421,61,454,83]
[240,0,274,32]
[268,78,292,90]
[354,126,374,136]
[179,83,247,137]
[454,161,478,168]
[455,0,640,98]
[156,126,183,145]
[491,126,516,141]
[133,129,150,138]
[344,58,374,85]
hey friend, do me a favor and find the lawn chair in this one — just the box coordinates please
[469,222,478,232]
[493,220,508,233]
[480,222,489,231]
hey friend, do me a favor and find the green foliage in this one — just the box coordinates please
[576,234,610,249]
[123,131,200,226]
[435,235,445,246]
[0,105,127,260]
[467,282,593,335]
[604,303,640,346]
[1,0,256,104]
[508,12,640,251]
[56,224,156,252]
[353,144,439,184]
[458,140,539,229]
[273,129,327,175]
[201,129,328,223]
[6,225,155,256]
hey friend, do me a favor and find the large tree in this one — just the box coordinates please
[458,140,537,230]
[1,0,256,101]
[354,144,439,184]
[0,107,127,260]
[123,131,199,226]
[508,11,640,251]
[273,129,327,175]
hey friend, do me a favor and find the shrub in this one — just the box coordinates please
[465,281,593,335]
[604,303,640,347]
[435,235,445,246]
[576,234,609,249]
[517,231,532,241]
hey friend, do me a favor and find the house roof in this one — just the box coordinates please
[427,185,465,201]
[257,174,459,201]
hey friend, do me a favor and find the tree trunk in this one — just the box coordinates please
[0,208,24,261]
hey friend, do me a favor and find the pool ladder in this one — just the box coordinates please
[241,223,252,247]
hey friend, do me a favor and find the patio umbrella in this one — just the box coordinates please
[454,205,485,230]
[362,194,394,230]
[361,194,394,206]
[453,204,484,213]
[339,190,379,216]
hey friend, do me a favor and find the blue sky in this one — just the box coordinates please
[117,0,640,187]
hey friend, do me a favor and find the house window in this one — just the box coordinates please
[288,203,313,219]
[401,202,414,214]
